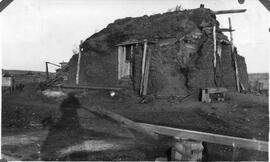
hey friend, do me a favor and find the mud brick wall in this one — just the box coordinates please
[67,8,249,96]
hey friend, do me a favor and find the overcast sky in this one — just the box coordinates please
[1,0,269,73]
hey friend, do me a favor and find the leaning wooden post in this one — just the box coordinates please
[75,40,83,85]
[213,25,217,68]
[142,48,152,96]
[140,39,148,96]
[229,17,240,92]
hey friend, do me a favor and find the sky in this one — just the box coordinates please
[1,0,269,73]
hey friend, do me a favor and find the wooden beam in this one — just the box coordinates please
[118,46,122,79]
[140,39,148,96]
[214,9,246,15]
[213,25,217,68]
[81,105,157,139]
[130,45,134,77]
[228,18,234,45]
[45,62,49,80]
[79,104,268,152]
[229,18,240,92]
[220,28,235,32]
[139,123,268,152]
[75,40,83,85]
[115,40,155,47]
[142,48,152,95]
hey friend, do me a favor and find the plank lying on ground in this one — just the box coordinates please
[56,85,123,91]
[138,123,268,152]
[81,106,158,139]
[214,9,246,15]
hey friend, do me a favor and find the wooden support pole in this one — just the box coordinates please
[45,62,49,80]
[214,9,246,15]
[232,144,240,161]
[75,40,83,85]
[118,46,122,80]
[229,18,234,45]
[229,18,240,92]
[142,49,152,95]
[220,28,235,32]
[213,25,217,68]
[140,39,148,96]
[130,45,134,77]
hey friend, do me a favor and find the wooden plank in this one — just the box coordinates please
[130,45,134,77]
[75,40,83,85]
[214,9,246,15]
[213,25,217,68]
[45,62,49,80]
[118,46,122,79]
[229,18,240,92]
[115,41,139,47]
[142,48,152,95]
[139,39,148,96]
[228,18,234,45]
[81,105,157,139]
[138,123,268,152]
[220,28,235,32]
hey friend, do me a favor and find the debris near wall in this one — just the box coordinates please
[67,7,249,96]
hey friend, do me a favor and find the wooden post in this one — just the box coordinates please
[81,105,157,139]
[229,18,234,46]
[118,46,122,80]
[76,40,83,85]
[229,18,240,92]
[130,45,134,77]
[213,25,217,68]
[142,48,152,95]
[140,39,148,96]
[45,62,49,80]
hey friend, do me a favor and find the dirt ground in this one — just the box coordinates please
[1,87,269,161]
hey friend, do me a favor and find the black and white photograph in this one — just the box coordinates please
[1,0,269,161]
